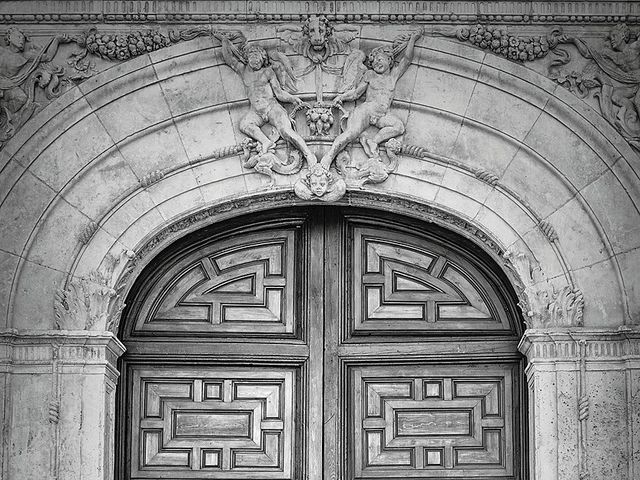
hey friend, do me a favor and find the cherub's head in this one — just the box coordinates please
[610,23,630,51]
[368,46,394,74]
[244,43,269,71]
[307,163,330,197]
[303,15,333,51]
[6,27,26,51]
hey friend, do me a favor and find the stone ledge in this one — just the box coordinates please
[0,329,125,366]
[519,327,640,361]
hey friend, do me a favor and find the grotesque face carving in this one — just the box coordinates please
[304,15,333,52]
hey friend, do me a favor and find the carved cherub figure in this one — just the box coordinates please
[319,31,422,168]
[214,32,316,165]
[293,162,346,201]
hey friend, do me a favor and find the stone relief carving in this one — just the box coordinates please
[503,248,584,328]
[0,26,210,148]
[0,27,71,147]
[292,29,422,201]
[549,23,640,152]
[54,250,132,331]
[214,30,317,168]
[277,15,358,77]
[439,24,564,62]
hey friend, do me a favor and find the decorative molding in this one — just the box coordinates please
[538,220,559,243]
[518,327,640,361]
[577,339,590,480]
[474,168,500,186]
[437,23,564,62]
[1,2,639,25]
[0,329,125,367]
[139,169,165,188]
[78,221,99,245]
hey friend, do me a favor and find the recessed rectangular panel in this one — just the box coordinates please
[130,367,296,479]
[174,412,251,438]
[351,364,515,478]
[396,410,471,436]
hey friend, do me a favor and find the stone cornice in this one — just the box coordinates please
[0,1,638,25]
[519,327,640,361]
[0,329,125,367]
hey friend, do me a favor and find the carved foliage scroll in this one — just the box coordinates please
[350,226,514,337]
[352,364,515,478]
[131,367,295,479]
[132,230,297,337]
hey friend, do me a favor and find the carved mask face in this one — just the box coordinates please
[372,53,392,74]
[309,173,328,197]
[307,16,329,51]
[247,52,264,70]
[9,29,25,50]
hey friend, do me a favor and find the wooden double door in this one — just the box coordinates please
[118,208,526,480]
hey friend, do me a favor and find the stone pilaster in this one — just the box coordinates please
[519,328,640,480]
[0,330,125,480]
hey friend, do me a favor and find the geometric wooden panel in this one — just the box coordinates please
[352,364,514,478]
[130,367,295,479]
[133,230,296,336]
[351,226,512,336]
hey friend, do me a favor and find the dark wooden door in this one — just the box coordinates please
[118,208,525,480]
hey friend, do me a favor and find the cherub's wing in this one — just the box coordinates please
[269,50,298,93]
[338,49,367,93]
[333,24,360,51]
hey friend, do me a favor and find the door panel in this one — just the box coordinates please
[129,228,300,338]
[130,367,296,479]
[351,364,515,478]
[349,224,515,338]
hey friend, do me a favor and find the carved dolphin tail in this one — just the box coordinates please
[272,149,304,175]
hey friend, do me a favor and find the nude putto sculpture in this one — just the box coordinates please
[214,32,317,165]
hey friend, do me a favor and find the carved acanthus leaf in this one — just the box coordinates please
[54,250,133,331]
[503,248,584,328]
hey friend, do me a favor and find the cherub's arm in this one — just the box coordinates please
[269,69,305,106]
[333,78,368,104]
[215,33,243,74]
[395,31,422,79]
[24,34,69,61]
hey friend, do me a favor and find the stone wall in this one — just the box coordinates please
[0,2,639,479]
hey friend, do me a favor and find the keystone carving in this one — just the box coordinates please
[549,23,640,152]
[503,249,584,328]
[277,15,359,76]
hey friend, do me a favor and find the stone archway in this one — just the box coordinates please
[0,11,639,480]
